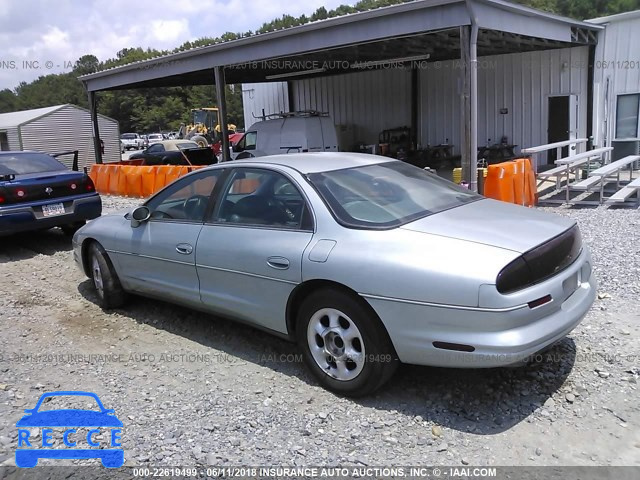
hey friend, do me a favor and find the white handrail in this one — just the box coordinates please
[521,138,588,154]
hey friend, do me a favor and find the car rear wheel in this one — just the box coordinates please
[296,289,398,397]
[88,242,125,309]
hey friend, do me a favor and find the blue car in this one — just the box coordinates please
[0,151,101,236]
[15,391,123,468]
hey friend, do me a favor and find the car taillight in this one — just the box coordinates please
[85,177,95,191]
[496,256,532,294]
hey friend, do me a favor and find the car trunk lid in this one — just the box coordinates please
[400,198,576,253]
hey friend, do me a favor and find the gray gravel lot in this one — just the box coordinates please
[0,196,638,468]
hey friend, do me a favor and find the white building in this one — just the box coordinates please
[589,10,640,160]
[0,104,120,167]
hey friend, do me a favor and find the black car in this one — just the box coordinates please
[128,140,214,166]
[0,151,102,236]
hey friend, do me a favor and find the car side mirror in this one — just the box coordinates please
[130,206,151,228]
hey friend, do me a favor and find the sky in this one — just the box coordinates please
[0,0,348,90]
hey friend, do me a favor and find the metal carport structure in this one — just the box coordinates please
[80,0,601,190]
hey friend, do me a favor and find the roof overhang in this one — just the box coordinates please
[80,0,602,92]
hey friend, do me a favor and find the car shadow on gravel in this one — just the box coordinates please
[0,228,72,263]
[78,280,576,435]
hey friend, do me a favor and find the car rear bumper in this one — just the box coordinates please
[364,247,597,368]
[0,194,102,236]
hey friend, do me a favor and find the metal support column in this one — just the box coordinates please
[411,66,419,149]
[215,66,231,162]
[86,90,103,164]
[460,26,471,186]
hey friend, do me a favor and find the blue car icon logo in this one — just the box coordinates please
[15,391,123,468]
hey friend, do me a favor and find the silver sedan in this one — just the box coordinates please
[73,153,596,396]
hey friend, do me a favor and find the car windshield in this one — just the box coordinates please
[149,134,162,139]
[307,161,481,229]
[0,153,66,175]
[36,395,101,412]
[121,133,136,139]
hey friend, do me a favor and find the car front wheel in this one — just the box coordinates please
[296,289,398,397]
[88,242,126,309]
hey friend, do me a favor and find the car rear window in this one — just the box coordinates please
[121,133,137,139]
[0,153,66,175]
[177,142,198,150]
[307,161,481,229]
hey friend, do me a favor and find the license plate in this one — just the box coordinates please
[42,203,65,217]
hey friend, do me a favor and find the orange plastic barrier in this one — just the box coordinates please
[524,158,537,206]
[484,162,515,203]
[140,166,157,198]
[513,159,526,205]
[107,167,121,196]
[484,158,537,207]
[165,165,188,186]
[123,166,144,197]
[92,164,112,195]
[89,164,200,197]
[153,166,169,194]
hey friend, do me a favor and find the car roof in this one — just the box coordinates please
[231,152,392,174]
[0,150,52,157]
[156,140,198,150]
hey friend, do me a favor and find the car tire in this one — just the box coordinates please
[296,289,398,397]
[88,242,126,309]
[60,221,85,236]
[191,135,209,147]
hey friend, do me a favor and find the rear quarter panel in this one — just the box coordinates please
[303,227,520,308]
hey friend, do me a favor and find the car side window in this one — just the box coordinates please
[147,144,164,153]
[145,170,222,222]
[237,132,257,151]
[214,168,309,229]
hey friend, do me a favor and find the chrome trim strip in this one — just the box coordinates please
[360,293,526,312]
[196,263,298,285]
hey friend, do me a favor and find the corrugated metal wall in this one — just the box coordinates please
[592,16,640,147]
[291,69,412,148]
[420,46,589,154]
[19,105,120,168]
[242,46,589,155]
[3,126,20,150]
[242,82,289,129]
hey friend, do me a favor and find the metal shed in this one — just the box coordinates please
[0,104,120,168]
[79,0,603,189]
[589,10,640,160]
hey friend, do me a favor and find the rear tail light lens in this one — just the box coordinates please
[85,177,95,191]
[496,257,532,294]
[497,225,582,294]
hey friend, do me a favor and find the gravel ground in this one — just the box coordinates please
[0,195,638,468]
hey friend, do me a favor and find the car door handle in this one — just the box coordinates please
[176,243,193,255]
[267,256,290,270]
